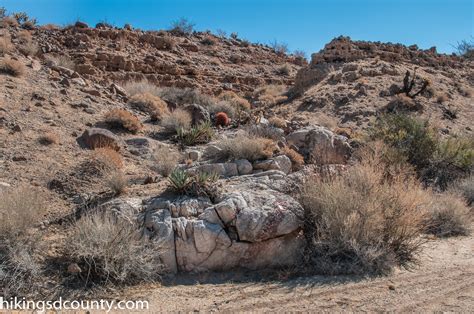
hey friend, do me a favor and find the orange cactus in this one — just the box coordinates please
[215,112,230,127]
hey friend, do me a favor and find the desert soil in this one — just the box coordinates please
[118,234,473,312]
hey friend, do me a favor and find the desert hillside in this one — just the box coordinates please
[0,14,473,312]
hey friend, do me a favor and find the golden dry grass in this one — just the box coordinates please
[0,58,26,77]
[161,108,192,133]
[212,134,275,162]
[128,92,169,121]
[104,109,142,133]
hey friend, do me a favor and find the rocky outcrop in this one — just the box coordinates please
[287,126,351,164]
[141,170,305,273]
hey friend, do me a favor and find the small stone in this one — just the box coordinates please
[67,263,82,274]
[235,159,253,175]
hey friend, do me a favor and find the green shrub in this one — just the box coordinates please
[370,114,473,189]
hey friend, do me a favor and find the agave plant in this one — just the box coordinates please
[176,121,214,146]
[168,168,190,193]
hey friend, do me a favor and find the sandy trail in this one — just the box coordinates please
[122,235,473,312]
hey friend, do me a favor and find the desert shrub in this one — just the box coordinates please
[385,94,422,112]
[168,168,218,197]
[371,114,473,189]
[104,109,142,133]
[158,87,215,108]
[268,117,287,129]
[451,175,474,205]
[0,58,25,76]
[209,100,236,118]
[370,114,437,171]
[201,36,216,45]
[215,112,230,127]
[270,40,288,54]
[160,108,192,134]
[425,192,472,237]
[176,121,214,146]
[254,84,288,106]
[218,91,251,111]
[44,54,75,69]
[281,146,304,171]
[128,93,169,121]
[65,209,163,285]
[277,64,291,75]
[230,32,238,40]
[38,132,59,145]
[293,50,306,59]
[153,146,181,177]
[300,150,429,275]
[0,187,45,295]
[40,23,61,31]
[18,40,38,57]
[0,186,45,240]
[169,18,194,35]
[0,34,12,55]
[94,148,123,169]
[0,17,19,28]
[455,38,474,59]
[212,134,275,162]
[422,136,474,189]
[105,170,127,195]
[122,80,160,96]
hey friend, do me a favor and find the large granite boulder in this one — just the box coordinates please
[286,126,351,164]
[142,170,305,273]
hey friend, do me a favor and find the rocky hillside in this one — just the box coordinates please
[274,36,473,135]
[0,18,472,301]
[35,22,302,94]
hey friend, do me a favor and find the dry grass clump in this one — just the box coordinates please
[128,93,169,121]
[254,85,288,106]
[436,93,449,104]
[94,147,123,169]
[105,170,127,195]
[0,17,19,28]
[44,54,75,69]
[451,175,474,205]
[0,186,45,240]
[301,148,430,275]
[0,58,26,76]
[209,100,236,118]
[65,209,163,285]
[0,34,13,55]
[18,41,38,56]
[281,146,304,170]
[268,116,287,129]
[153,146,181,177]
[425,192,472,237]
[218,91,251,111]
[122,80,160,96]
[277,63,291,76]
[40,23,61,31]
[104,109,142,133]
[212,134,275,162]
[38,131,59,145]
[0,186,45,295]
[161,108,192,134]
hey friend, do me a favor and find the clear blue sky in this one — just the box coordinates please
[1,0,472,55]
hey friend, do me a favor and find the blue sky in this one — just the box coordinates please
[1,0,472,55]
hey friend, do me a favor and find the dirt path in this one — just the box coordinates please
[124,235,473,312]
